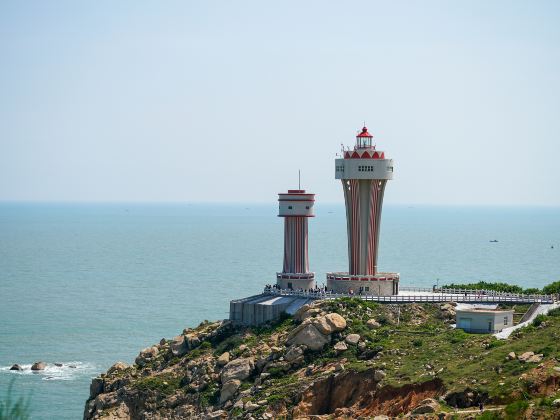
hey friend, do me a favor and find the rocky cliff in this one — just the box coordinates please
[85,299,560,419]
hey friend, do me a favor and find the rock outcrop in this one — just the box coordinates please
[84,299,560,420]
[31,361,46,371]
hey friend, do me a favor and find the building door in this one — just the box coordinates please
[458,318,471,330]
[488,321,493,332]
[287,282,293,290]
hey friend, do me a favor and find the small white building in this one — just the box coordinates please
[456,308,514,333]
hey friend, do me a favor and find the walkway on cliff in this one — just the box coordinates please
[264,285,556,305]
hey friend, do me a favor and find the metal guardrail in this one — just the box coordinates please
[263,288,555,304]
[400,285,556,302]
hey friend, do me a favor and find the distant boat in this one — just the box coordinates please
[489,240,499,243]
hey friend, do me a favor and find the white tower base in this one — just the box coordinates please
[326,272,399,295]
[276,272,315,291]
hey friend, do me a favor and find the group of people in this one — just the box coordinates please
[264,284,331,294]
[264,284,374,296]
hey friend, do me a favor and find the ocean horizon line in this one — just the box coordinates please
[1,200,559,209]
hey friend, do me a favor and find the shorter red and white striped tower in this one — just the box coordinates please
[327,126,399,295]
[276,189,315,290]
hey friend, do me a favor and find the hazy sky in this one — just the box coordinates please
[1,1,559,205]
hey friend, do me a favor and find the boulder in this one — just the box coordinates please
[527,354,543,363]
[9,364,23,371]
[366,319,381,329]
[285,345,304,363]
[301,308,322,321]
[312,313,346,335]
[90,377,104,399]
[411,398,440,414]
[345,334,360,345]
[323,313,347,332]
[217,352,230,367]
[135,346,159,366]
[219,379,241,403]
[518,351,535,362]
[245,401,259,412]
[31,361,46,371]
[507,352,516,360]
[294,304,312,322]
[286,324,329,351]
[374,370,386,381]
[334,341,348,353]
[185,333,201,348]
[221,357,254,383]
[170,335,188,357]
[107,362,129,374]
[373,416,389,420]
[552,399,560,407]
[205,410,227,419]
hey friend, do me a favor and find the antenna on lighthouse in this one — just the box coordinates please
[298,170,301,190]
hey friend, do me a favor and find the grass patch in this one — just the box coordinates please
[133,374,181,395]
[198,383,219,407]
[213,335,243,356]
[504,400,529,419]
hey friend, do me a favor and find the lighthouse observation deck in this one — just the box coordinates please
[335,158,394,180]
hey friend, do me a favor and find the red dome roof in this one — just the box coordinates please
[356,126,373,138]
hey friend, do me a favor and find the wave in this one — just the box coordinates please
[0,361,97,381]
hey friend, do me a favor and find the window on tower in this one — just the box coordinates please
[288,206,293,209]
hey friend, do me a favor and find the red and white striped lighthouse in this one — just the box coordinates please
[276,190,315,290]
[327,126,399,295]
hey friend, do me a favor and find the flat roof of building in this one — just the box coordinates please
[456,308,514,314]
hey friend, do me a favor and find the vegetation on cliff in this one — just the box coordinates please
[441,280,560,296]
[85,298,560,419]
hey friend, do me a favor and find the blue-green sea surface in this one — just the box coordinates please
[0,203,558,418]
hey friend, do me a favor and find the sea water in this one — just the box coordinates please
[0,203,558,419]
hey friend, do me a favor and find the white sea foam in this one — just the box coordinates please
[0,361,96,381]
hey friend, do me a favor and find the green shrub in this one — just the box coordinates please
[198,383,219,407]
[486,339,505,349]
[214,335,243,355]
[547,307,560,317]
[133,374,181,395]
[477,411,501,420]
[533,314,547,327]
[442,281,525,294]
[267,367,286,379]
[0,379,31,420]
[449,329,469,344]
[504,400,529,419]
[412,339,423,347]
[542,281,560,295]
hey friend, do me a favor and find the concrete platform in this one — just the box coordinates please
[229,294,312,326]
